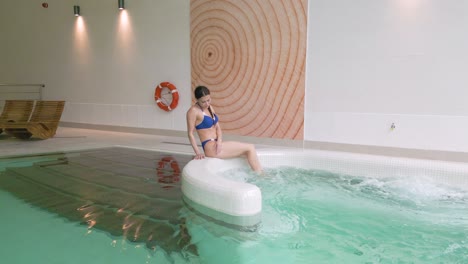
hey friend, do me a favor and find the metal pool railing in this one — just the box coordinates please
[0,83,45,109]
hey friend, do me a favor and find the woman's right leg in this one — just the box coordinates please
[204,141,262,173]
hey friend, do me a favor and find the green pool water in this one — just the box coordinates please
[217,167,468,263]
[1,148,467,264]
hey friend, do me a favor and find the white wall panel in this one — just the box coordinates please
[305,0,468,152]
[0,0,190,131]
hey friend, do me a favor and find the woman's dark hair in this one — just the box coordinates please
[194,85,214,118]
[194,85,210,99]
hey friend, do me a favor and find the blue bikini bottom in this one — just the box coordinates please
[201,138,217,150]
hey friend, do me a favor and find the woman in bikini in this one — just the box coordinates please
[186,85,262,173]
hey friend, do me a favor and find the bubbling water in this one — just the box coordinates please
[216,166,468,263]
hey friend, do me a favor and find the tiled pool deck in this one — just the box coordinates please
[0,126,285,158]
[2,126,468,163]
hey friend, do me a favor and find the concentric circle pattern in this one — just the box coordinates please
[191,0,306,139]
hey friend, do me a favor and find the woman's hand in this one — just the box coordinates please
[194,153,205,160]
[216,140,222,155]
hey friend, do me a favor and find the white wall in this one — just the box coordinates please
[305,0,468,152]
[0,0,191,131]
[2,0,468,154]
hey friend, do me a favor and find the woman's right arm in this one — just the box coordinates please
[186,108,204,159]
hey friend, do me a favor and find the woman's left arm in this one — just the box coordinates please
[215,121,223,155]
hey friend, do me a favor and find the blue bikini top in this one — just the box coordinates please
[195,113,218,130]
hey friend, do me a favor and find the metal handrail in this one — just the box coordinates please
[0,83,45,100]
[0,83,45,87]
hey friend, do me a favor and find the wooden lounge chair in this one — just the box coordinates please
[1,100,65,139]
[0,100,35,135]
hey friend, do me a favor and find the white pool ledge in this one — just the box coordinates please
[181,157,262,228]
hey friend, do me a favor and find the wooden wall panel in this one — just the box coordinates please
[191,0,306,139]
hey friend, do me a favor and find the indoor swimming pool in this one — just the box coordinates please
[1,147,467,263]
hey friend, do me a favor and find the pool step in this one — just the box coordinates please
[0,166,197,255]
[40,160,182,200]
[4,165,182,221]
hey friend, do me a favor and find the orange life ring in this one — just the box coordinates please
[157,157,181,187]
[154,82,179,112]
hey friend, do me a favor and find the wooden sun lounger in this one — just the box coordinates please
[0,100,35,135]
[1,100,65,139]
